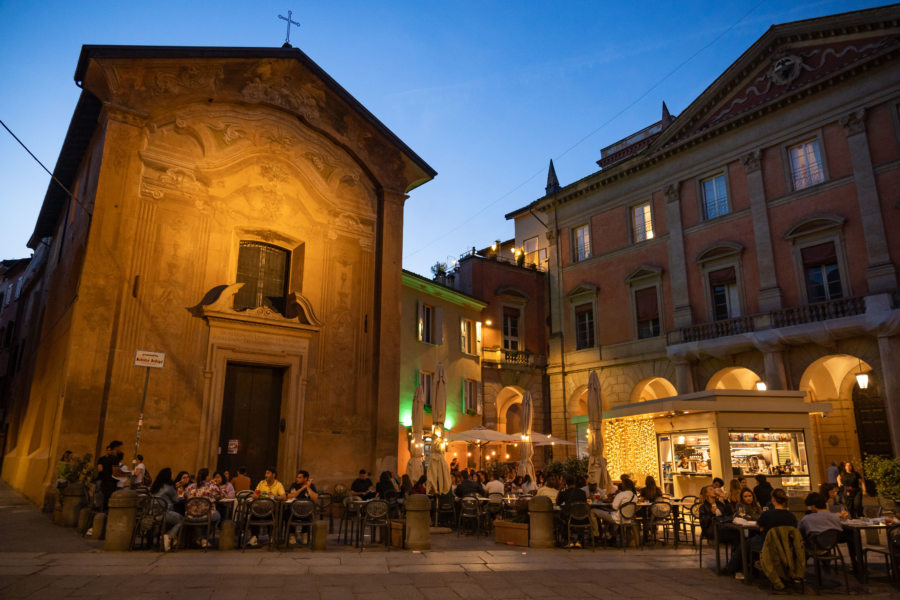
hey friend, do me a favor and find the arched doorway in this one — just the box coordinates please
[630,377,677,403]
[705,367,762,390]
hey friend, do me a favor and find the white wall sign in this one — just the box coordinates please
[134,350,166,369]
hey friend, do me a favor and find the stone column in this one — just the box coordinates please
[674,359,695,395]
[528,495,555,548]
[664,184,692,328]
[841,109,898,293]
[762,347,788,390]
[373,189,407,475]
[741,150,782,312]
[404,493,431,550]
[877,334,900,457]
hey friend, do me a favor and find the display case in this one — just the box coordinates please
[728,430,810,490]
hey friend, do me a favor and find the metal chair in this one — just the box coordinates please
[457,496,484,537]
[613,501,640,551]
[678,497,699,545]
[693,502,718,569]
[338,497,361,545]
[242,497,276,550]
[567,502,594,551]
[434,493,456,528]
[361,499,391,550]
[485,493,504,528]
[130,496,166,550]
[181,497,214,551]
[383,490,402,519]
[862,524,900,586]
[284,500,316,549]
[806,529,848,594]
[645,500,675,546]
[315,492,333,533]
[232,490,253,547]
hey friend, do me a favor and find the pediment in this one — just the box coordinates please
[624,265,662,284]
[495,285,529,304]
[565,283,598,301]
[191,283,322,329]
[696,242,744,264]
[652,18,900,151]
[784,214,845,240]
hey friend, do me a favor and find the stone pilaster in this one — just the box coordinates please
[674,359,695,395]
[841,108,898,293]
[876,334,900,457]
[741,150,782,312]
[762,347,788,390]
[663,183,692,328]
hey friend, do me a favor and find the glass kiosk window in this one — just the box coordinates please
[729,430,810,491]
[658,431,711,495]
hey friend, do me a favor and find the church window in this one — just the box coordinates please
[234,242,290,314]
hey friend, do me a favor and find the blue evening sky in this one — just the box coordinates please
[0,1,886,277]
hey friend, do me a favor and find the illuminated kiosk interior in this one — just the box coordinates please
[602,390,832,498]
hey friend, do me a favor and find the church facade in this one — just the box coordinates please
[1,45,434,502]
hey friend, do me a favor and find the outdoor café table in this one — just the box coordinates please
[842,518,890,583]
[217,498,236,521]
[721,519,759,584]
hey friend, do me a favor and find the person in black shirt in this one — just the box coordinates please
[839,462,864,518]
[754,474,773,507]
[375,471,398,498]
[94,440,123,512]
[748,488,797,557]
[454,470,483,498]
[287,470,319,501]
[556,475,587,510]
[350,469,374,500]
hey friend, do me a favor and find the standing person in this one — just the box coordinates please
[151,468,183,552]
[114,451,131,489]
[231,467,251,493]
[839,461,864,518]
[825,461,840,485]
[754,474,773,507]
[132,454,147,488]
[94,441,123,511]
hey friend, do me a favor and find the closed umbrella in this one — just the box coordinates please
[587,370,612,493]
[517,391,536,482]
[426,363,451,494]
[406,385,425,483]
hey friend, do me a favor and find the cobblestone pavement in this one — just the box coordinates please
[1,483,897,599]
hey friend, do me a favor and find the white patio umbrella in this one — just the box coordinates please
[426,363,451,494]
[447,426,520,444]
[517,391,536,482]
[587,370,613,493]
[406,384,425,483]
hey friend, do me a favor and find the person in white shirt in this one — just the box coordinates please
[535,476,559,503]
[132,455,146,487]
[521,474,537,495]
[484,474,505,495]
[593,478,637,537]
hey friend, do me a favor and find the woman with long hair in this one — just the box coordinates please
[726,479,742,508]
[399,474,413,497]
[734,487,762,520]
[151,468,182,552]
[640,476,663,501]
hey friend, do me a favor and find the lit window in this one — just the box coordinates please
[702,174,729,219]
[503,307,519,351]
[632,203,654,242]
[789,140,825,190]
[420,371,433,411]
[462,379,478,414]
[417,302,442,344]
[574,304,594,350]
[573,224,591,262]
[708,267,740,321]
[460,318,479,355]
[634,286,660,339]
[802,242,842,302]
[234,242,290,313]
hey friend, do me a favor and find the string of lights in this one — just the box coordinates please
[604,418,659,485]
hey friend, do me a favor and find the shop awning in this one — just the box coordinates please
[602,389,832,420]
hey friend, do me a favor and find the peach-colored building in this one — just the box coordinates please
[508,5,900,489]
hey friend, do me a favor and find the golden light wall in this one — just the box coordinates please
[603,418,659,485]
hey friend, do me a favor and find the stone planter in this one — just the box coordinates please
[60,482,84,527]
[390,520,405,548]
[494,520,528,547]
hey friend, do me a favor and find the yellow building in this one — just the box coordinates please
[2,45,434,502]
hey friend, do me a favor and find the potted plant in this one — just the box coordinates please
[862,454,900,512]
[59,453,92,527]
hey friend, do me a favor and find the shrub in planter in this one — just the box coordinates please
[863,455,900,505]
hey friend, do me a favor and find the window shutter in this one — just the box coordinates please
[461,379,467,413]
[801,242,837,267]
[459,317,466,352]
[475,321,482,356]
[708,267,736,286]
[634,287,659,321]
[476,381,483,416]
[434,307,443,345]
[416,300,424,341]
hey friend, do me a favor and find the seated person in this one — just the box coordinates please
[556,475,596,543]
[535,476,559,503]
[711,477,728,501]
[286,470,318,545]
[375,470,399,498]
[734,487,763,520]
[411,475,428,495]
[640,476,663,502]
[818,483,845,513]
[231,467,251,493]
[213,471,235,499]
[738,488,798,576]
[799,492,857,562]
[246,467,285,547]
[184,468,223,547]
[594,477,638,539]
[521,474,538,495]
[454,470,483,498]
[697,484,743,577]
[349,469,375,500]
[484,473,505,495]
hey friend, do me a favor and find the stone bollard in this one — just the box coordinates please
[312,520,328,551]
[61,482,85,527]
[528,495,554,548]
[103,489,138,550]
[91,512,106,540]
[219,520,235,551]
[77,507,92,533]
[404,493,431,550]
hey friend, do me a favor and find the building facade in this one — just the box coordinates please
[2,45,434,502]
[508,6,900,482]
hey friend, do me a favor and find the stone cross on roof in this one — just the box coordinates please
[278,10,300,46]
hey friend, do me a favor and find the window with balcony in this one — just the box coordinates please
[523,236,547,268]
[502,306,520,351]
[573,224,591,262]
[788,140,825,190]
[574,304,595,350]
[709,267,740,321]
[234,241,290,313]
[802,242,843,303]
[701,174,729,219]
[634,286,660,339]
[632,202,654,242]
